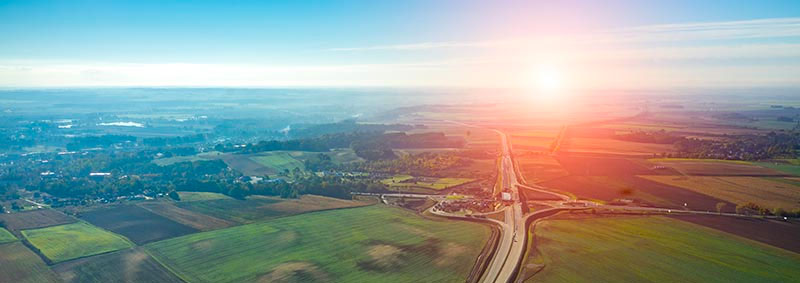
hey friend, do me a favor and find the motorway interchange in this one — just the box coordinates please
[389,128,787,283]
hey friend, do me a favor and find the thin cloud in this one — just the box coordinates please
[330,17,800,52]
[328,40,515,51]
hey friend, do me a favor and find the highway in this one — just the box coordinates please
[480,130,534,283]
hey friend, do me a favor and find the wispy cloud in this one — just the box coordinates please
[330,17,800,52]
[328,40,515,51]
[603,17,800,43]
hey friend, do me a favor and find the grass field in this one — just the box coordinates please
[0,227,17,243]
[755,160,800,176]
[177,191,233,202]
[138,202,235,231]
[22,222,134,263]
[250,151,305,173]
[639,175,800,210]
[80,205,199,244]
[0,209,76,232]
[381,175,475,191]
[52,248,183,283]
[175,195,370,224]
[146,205,490,283]
[0,242,60,283]
[525,216,800,282]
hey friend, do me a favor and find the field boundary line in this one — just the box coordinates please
[141,247,191,283]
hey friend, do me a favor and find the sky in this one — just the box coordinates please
[1,0,799,89]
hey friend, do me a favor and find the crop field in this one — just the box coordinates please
[511,135,554,151]
[0,242,60,283]
[80,205,199,244]
[146,205,491,283]
[138,202,235,231]
[639,175,800,210]
[250,151,305,173]
[517,155,570,183]
[671,215,800,253]
[524,216,800,282]
[382,175,476,191]
[216,153,272,176]
[540,175,735,211]
[176,195,370,224]
[600,122,685,132]
[52,248,183,283]
[0,227,17,243]
[0,209,76,232]
[555,155,667,176]
[22,222,133,263]
[564,137,675,155]
[436,157,497,179]
[648,158,787,176]
[177,191,233,202]
[174,197,284,223]
[254,194,374,215]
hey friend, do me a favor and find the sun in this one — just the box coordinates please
[533,64,564,92]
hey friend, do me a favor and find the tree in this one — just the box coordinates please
[773,207,787,217]
[168,191,181,201]
[715,202,727,214]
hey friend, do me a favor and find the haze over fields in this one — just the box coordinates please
[1,1,799,283]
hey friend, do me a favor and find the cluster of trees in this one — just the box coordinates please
[735,202,800,217]
[351,132,466,161]
[218,132,383,153]
[302,153,336,172]
[673,131,799,160]
[0,131,35,150]
[143,134,206,147]
[66,135,138,151]
[290,119,415,138]
[178,175,385,200]
[621,129,800,161]
[342,152,472,177]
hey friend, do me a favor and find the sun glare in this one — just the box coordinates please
[534,64,564,92]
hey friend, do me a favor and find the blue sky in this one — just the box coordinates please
[1,0,799,88]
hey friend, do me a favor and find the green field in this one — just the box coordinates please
[22,222,134,263]
[287,149,363,164]
[0,242,60,283]
[175,195,370,224]
[0,227,17,243]
[755,160,800,176]
[177,191,233,202]
[51,248,183,283]
[174,197,284,223]
[250,152,305,173]
[525,216,800,282]
[146,205,490,283]
[382,175,475,191]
